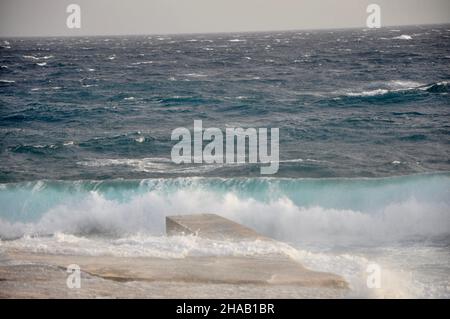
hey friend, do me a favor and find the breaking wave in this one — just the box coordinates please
[0,174,449,244]
[339,80,449,98]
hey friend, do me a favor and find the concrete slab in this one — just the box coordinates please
[164,213,348,289]
[4,251,348,288]
[0,214,349,297]
[166,213,270,241]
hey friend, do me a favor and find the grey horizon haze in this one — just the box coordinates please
[1,0,450,37]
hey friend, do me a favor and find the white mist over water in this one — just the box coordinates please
[2,231,448,298]
[1,175,449,243]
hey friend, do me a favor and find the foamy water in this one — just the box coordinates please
[0,175,449,298]
[2,232,448,298]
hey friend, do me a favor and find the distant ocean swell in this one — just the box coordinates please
[0,173,449,244]
[336,80,449,99]
[2,27,450,182]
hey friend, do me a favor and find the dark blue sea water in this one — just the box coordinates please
[1,25,449,297]
[1,25,449,181]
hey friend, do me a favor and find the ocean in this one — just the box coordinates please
[1,24,449,298]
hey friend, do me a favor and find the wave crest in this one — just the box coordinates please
[1,175,449,244]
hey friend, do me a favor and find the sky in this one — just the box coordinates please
[0,0,449,37]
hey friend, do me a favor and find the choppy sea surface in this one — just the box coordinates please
[1,25,449,297]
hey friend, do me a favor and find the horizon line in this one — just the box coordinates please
[1,22,449,39]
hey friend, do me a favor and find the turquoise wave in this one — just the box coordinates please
[1,173,449,223]
[0,174,449,242]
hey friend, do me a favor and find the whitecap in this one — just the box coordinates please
[393,35,412,40]
[346,89,389,97]
[344,80,425,97]
[388,80,423,89]
[131,61,153,65]
[23,55,53,60]
[183,73,208,78]
[1,181,449,246]
[23,55,40,60]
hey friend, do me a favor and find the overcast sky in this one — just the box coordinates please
[1,0,449,37]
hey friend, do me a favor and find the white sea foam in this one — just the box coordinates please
[131,61,153,65]
[77,157,174,173]
[77,157,258,174]
[388,80,423,89]
[1,220,448,297]
[344,80,426,97]
[22,55,38,60]
[1,185,448,244]
[420,81,448,91]
[285,246,428,298]
[346,89,389,97]
[393,35,412,40]
[2,232,287,259]
[183,73,208,78]
[23,55,53,60]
